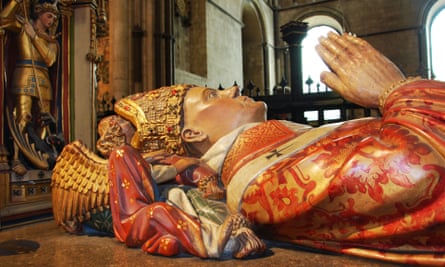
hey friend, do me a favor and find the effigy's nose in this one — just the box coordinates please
[225,86,240,98]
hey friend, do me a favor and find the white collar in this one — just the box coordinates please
[201,122,259,174]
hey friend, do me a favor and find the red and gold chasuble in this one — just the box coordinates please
[222,80,445,265]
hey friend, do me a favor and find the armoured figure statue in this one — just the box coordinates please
[1,0,63,174]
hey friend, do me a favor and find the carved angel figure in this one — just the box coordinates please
[52,85,264,258]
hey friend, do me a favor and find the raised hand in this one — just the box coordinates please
[316,32,405,108]
[23,20,37,39]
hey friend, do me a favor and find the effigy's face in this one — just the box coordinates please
[182,86,266,143]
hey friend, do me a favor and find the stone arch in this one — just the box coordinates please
[241,0,266,95]
[296,7,349,32]
[293,9,345,94]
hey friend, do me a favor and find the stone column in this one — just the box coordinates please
[280,20,308,122]
[0,28,4,147]
[73,1,97,148]
[280,20,308,100]
[154,0,174,87]
[109,0,130,99]
[262,42,269,96]
[58,4,74,143]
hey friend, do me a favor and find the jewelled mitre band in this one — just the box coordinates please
[114,84,194,155]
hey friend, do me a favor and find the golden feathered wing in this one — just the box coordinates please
[51,140,110,226]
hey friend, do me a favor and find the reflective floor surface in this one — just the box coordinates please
[0,220,404,267]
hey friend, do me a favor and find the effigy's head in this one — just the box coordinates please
[113,84,267,157]
[115,84,193,155]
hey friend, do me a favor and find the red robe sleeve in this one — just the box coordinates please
[108,145,208,258]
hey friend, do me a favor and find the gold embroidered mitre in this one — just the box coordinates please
[114,84,194,155]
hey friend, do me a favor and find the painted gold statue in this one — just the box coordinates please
[1,0,63,175]
[52,33,445,265]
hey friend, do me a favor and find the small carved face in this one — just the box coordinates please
[38,11,57,29]
[96,116,135,158]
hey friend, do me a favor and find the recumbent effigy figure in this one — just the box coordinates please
[52,32,445,265]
